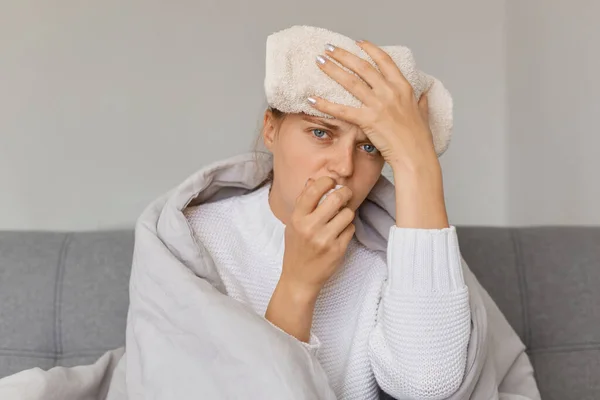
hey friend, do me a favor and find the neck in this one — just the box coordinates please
[268,180,292,226]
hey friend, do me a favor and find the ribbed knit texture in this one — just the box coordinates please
[183,183,471,400]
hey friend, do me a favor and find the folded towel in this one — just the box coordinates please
[264,25,453,157]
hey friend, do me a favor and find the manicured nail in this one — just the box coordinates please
[316,55,326,64]
[356,39,365,44]
[324,43,335,52]
[307,97,317,105]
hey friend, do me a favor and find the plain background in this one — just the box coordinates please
[1,0,598,230]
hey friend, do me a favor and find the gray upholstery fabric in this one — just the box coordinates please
[456,227,600,400]
[1,227,599,400]
[0,231,133,375]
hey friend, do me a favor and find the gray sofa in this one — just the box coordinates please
[1,227,599,400]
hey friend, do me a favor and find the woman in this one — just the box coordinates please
[185,42,466,400]
[175,37,537,400]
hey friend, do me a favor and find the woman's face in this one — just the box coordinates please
[262,109,385,222]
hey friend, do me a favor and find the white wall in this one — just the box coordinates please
[506,0,600,226]
[0,0,552,231]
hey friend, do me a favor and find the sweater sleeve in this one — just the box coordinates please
[368,225,471,400]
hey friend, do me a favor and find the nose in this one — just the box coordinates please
[328,147,354,179]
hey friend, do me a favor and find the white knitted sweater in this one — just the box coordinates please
[184,183,471,400]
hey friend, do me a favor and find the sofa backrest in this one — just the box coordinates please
[1,227,599,400]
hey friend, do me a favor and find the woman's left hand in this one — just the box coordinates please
[309,41,437,173]
[310,40,450,229]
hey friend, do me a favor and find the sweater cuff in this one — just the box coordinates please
[302,332,321,356]
[387,225,465,293]
[266,319,321,356]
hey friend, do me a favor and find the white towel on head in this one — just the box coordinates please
[264,25,453,157]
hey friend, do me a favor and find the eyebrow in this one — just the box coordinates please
[301,115,372,143]
[301,115,341,131]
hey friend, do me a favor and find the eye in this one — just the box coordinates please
[361,144,379,154]
[311,128,330,139]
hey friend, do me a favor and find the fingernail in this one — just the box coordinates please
[324,43,335,52]
[356,39,365,44]
[307,97,317,105]
[316,55,326,65]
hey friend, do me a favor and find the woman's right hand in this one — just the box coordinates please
[265,177,355,342]
[281,176,356,298]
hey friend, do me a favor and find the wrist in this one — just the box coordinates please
[265,276,319,343]
[277,274,321,305]
[390,158,449,229]
[389,154,441,180]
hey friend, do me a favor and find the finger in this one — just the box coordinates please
[323,44,387,94]
[356,40,413,94]
[312,186,353,223]
[294,176,337,215]
[316,53,374,105]
[418,89,429,122]
[295,177,313,203]
[324,208,355,241]
[336,221,356,248]
[307,96,364,125]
